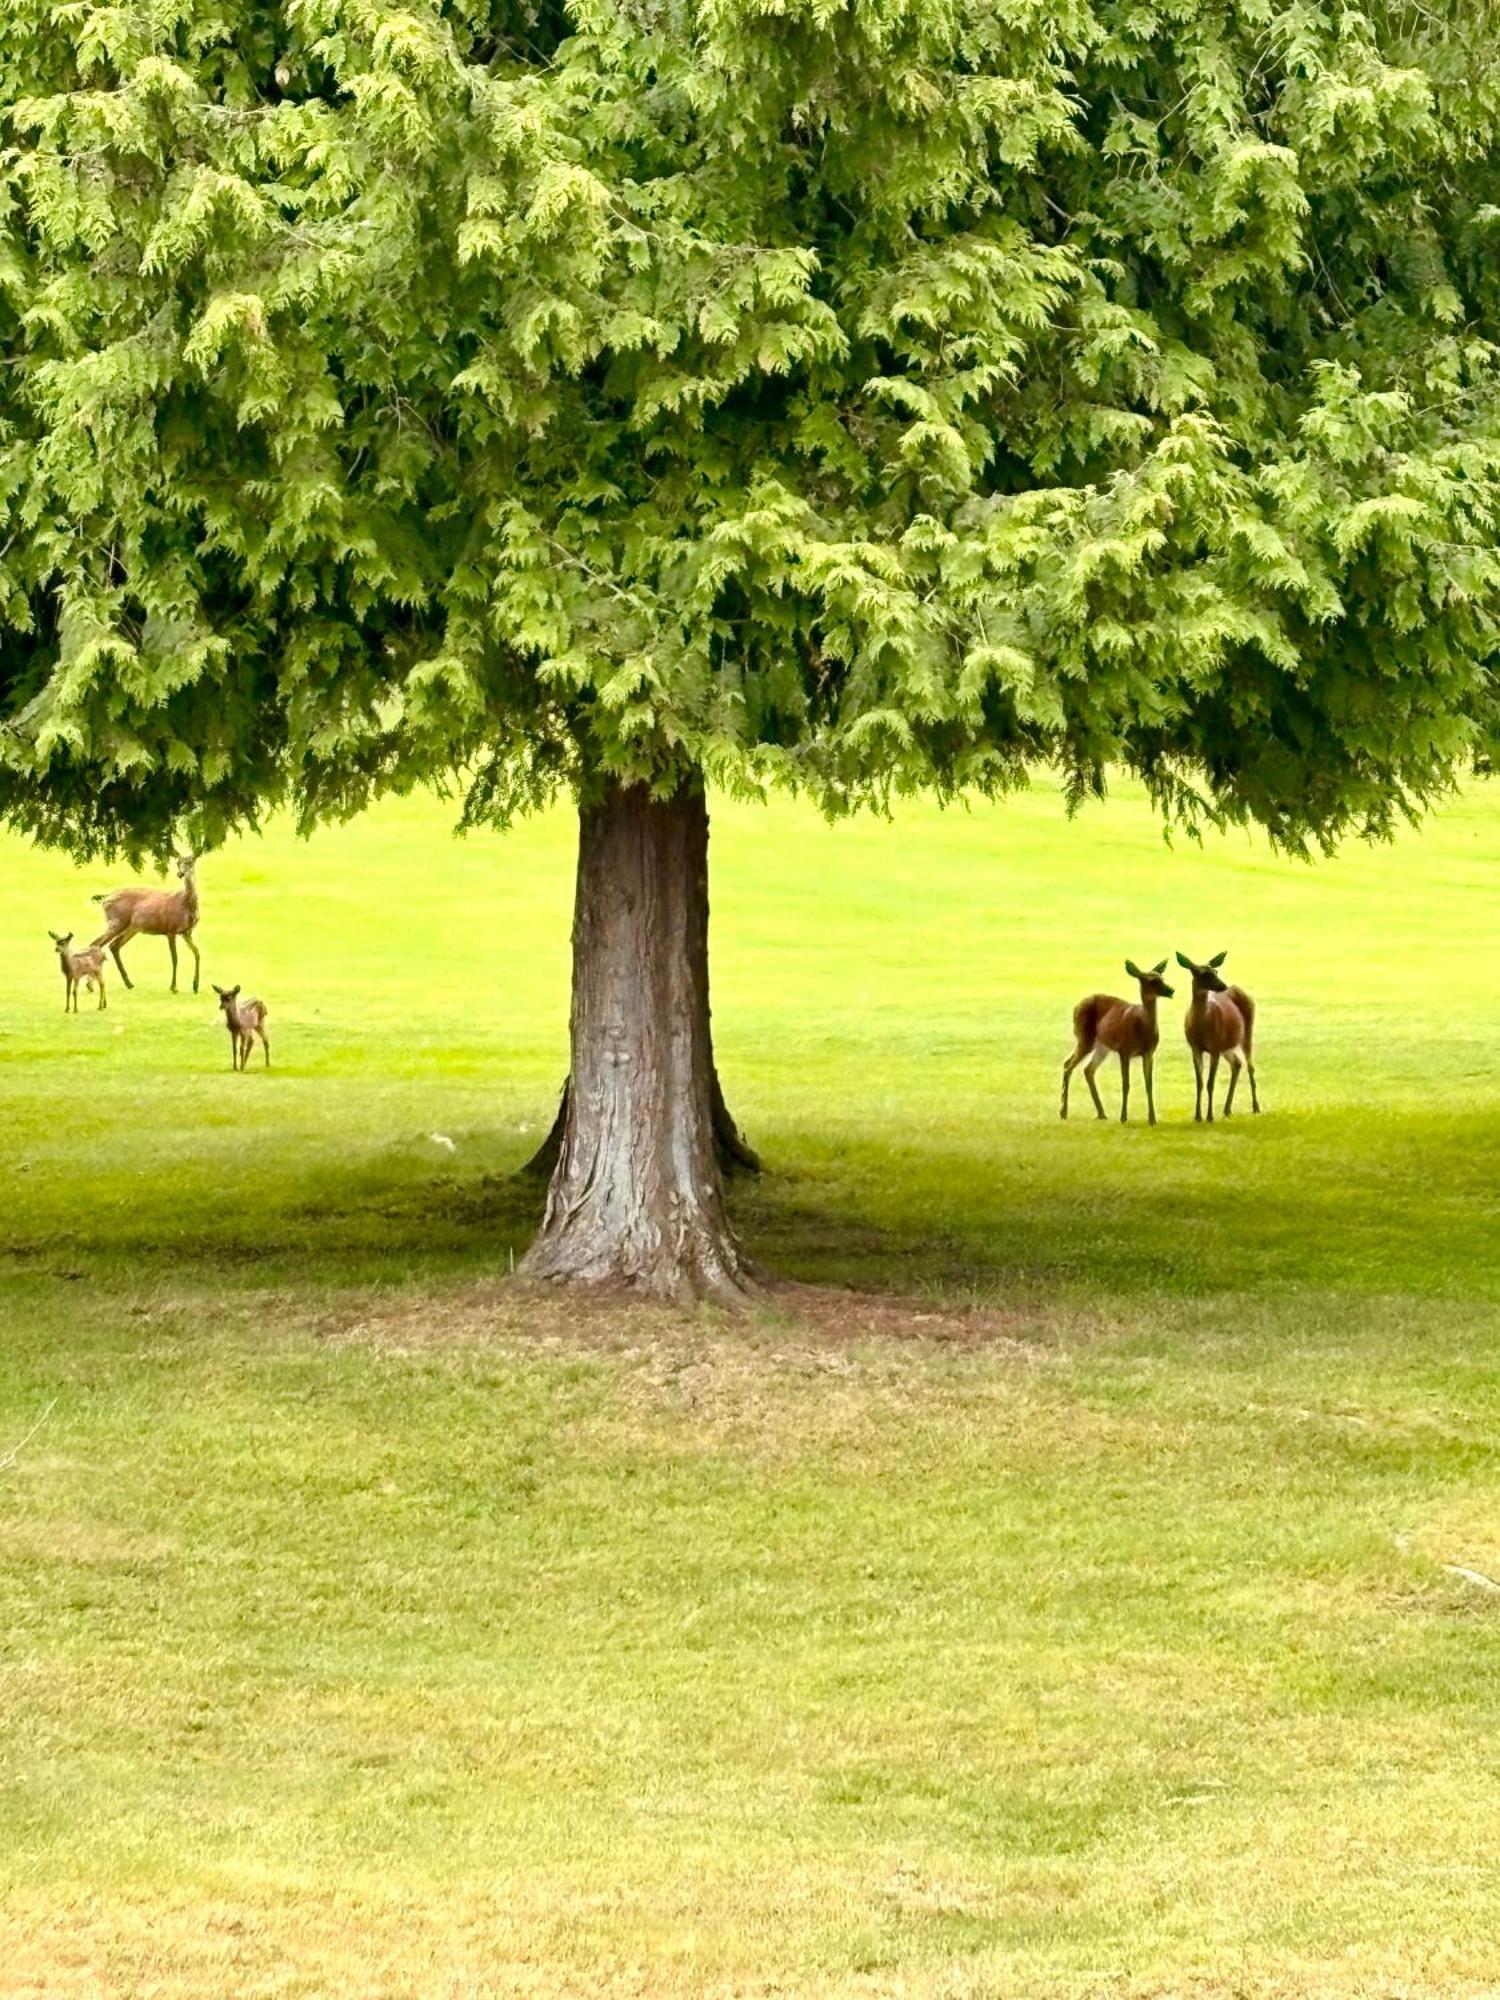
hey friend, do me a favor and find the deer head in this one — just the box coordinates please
[1175,950,1228,993]
[1124,958,1174,999]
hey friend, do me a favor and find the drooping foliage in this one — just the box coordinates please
[3,0,1500,858]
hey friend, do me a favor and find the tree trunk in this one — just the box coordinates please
[518,777,755,1303]
[523,1071,760,1180]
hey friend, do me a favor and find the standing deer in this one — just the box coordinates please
[50,932,108,1012]
[213,984,271,1071]
[1060,959,1174,1126]
[91,853,200,993]
[1176,950,1259,1121]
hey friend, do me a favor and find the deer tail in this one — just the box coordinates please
[1070,996,1101,1050]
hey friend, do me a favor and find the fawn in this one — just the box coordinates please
[213,984,271,1071]
[1176,951,1259,1120]
[1061,960,1174,1126]
[92,853,200,993]
[50,932,108,1012]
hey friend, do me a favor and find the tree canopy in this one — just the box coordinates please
[4,0,1500,861]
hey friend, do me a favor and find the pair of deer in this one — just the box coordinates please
[1061,952,1259,1127]
[51,852,202,1011]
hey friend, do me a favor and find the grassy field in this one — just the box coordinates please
[4,778,1500,1998]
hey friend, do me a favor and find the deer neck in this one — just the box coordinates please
[180,873,198,924]
[1136,987,1159,1029]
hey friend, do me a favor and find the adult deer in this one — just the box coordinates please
[91,853,200,993]
[1176,951,1259,1121]
[1060,959,1174,1126]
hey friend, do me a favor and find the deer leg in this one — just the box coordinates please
[1118,1052,1131,1123]
[1060,1043,1087,1120]
[65,976,75,1014]
[106,928,137,989]
[1143,1051,1157,1127]
[1206,1051,1220,1122]
[183,931,200,994]
[1192,1048,1204,1122]
[1224,1053,1241,1117]
[96,975,106,1012]
[260,1028,271,1070]
[1083,1046,1108,1120]
[168,934,179,993]
[1247,1060,1260,1114]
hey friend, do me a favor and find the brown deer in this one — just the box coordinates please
[49,932,107,1012]
[213,984,271,1071]
[1176,951,1259,1121]
[1061,959,1174,1126]
[91,853,200,993]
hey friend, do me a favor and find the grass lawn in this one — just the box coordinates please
[4,778,1500,1998]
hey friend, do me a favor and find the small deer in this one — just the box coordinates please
[50,931,108,1012]
[91,853,200,993]
[1061,959,1174,1126]
[1176,951,1259,1121]
[214,984,271,1071]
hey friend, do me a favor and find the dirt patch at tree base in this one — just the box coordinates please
[285,1273,1097,1364]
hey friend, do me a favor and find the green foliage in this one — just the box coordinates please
[3,0,1500,856]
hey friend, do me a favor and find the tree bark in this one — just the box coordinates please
[518,777,755,1303]
[523,1070,760,1180]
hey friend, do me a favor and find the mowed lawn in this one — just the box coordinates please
[4,780,1500,1998]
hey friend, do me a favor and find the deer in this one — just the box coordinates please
[1176,950,1259,1121]
[91,853,201,994]
[213,984,271,1071]
[1060,959,1175,1126]
[49,932,108,1012]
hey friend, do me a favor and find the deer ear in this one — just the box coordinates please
[1124,959,1142,979]
[1152,959,1168,976]
[1175,951,1193,969]
[1209,950,1228,967]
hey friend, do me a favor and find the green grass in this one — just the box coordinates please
[5,780,1500,1997]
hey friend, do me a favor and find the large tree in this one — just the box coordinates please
[3,0,1499,1298]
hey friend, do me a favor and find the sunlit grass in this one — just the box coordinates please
[4,779,1500,1996]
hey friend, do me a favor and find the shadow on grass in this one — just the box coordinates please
[5,1101,1499,1311]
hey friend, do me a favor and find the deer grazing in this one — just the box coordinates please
[1176,950,1259,1121]
[213,984,271,1071]
[91,853,200,994]
[50,931,108,1012]
[1061,959,1174,1126]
